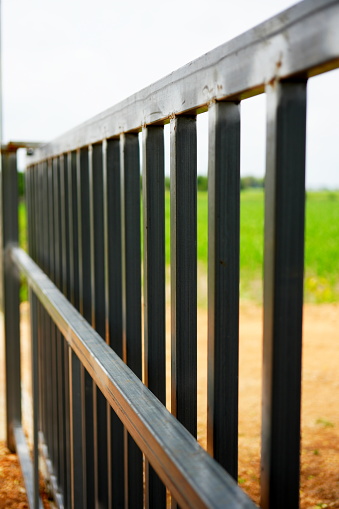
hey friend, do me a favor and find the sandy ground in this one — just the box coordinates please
[0,302,338,507]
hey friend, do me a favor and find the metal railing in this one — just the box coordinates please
[1,0,339,507]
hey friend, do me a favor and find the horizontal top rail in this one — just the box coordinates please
[10,246,257,509]
[1,141,43,151]
[29,0,339,162]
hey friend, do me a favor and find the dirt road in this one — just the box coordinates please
[1,303,338,507]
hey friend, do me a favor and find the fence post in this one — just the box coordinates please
[1,147,21,452]
[261,79,307,509]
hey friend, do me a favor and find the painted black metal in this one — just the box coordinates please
[78,147,92,323]
[53,157,61,290]
[55,156,66,501]
[207,101,240,479]
[59,160,66,482]
[170,116,197,438]
[142,125,166,507]
[120,133,142,376]
[69,351,85,508]
[120,133,143,507]
[35,165,46,438]
[11,246,257,509]
[91,143,106,339]
[38,188,45,450]
[105,138,125,506]
[90,142,109,508]
[1,150,21,452]
[261,80,307,509]
[77,146,95,508]
[24,170,40,509]
[70,151,80,310]
[42,164,51,457]
[63,344,71,509]
[52,157,63,488]
[29,291,40,509]
[142,125,166,403]
[105,138,123,357]
[25,170,40,509]
[41,165,51,480]
[48,159,59,475]
[5,2,339,507]
[63,154,71,302]
[60,154,71,507]
[67,150,86,508]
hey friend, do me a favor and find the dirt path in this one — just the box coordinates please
[175,302,339,507]
[237,303,339,507]
[1,303,338,507]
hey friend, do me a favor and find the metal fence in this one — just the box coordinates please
[2,0,339,507]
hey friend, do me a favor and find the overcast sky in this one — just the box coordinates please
[2,0,339,188]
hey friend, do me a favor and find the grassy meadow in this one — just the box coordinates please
[19,188,339,303]
[238,189,339,302]
[167,189,339,303]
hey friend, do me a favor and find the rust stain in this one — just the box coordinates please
[268,76,276,87]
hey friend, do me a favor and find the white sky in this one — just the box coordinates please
[2,0,339,188]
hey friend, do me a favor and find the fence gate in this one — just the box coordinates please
[2,0,339,507]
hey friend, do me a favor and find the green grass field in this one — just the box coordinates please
[238,189,339,302]
[166,189,339,303]
[19,189,338,303]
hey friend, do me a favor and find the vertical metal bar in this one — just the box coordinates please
[30,290,40,509]
[53,157,61,289]
[33,165,45,487]
[48,159,59,471]
[1,149,21,452]
[79,147,92,324]
[61,153,71,508]
[120,132,143,508]
[78,146,95,507]
[38,162,45,454]
[261,80,307,509]
[23,167,39,509]
[105,137,124,508]
[105,139,123,357]
[73,148,87,509]
[25,167,33,259]
[170,116,197,437]
[42,161,49,273]
[52,157,62,484]
[41,161,53,459]
[48,159,55,280]
[67,149,86,508]
[91,143,106,337]
[70,151,80,310]
[56,155,66,501]
[43,161,51,455]
[207,101,240,479]
[90,142,109,508]
[39,163,48,443]
[25,169,40,509]
[142,125,166,508]
[35,164,45,437]
[69,350,85,508]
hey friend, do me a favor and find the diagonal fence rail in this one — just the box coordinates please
[1,0,339,507]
